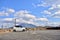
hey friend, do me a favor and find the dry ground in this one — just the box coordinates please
[0,29,13,35]
[0,30,60,40]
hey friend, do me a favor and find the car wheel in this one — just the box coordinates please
[22,29,25,31]
[13,30,16,32]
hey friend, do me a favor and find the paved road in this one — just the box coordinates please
[0,30,60,40]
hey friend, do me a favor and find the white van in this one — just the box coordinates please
[13,25,26,32]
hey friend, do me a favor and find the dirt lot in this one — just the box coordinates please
[0,30,60,40]
[0,29,13,35]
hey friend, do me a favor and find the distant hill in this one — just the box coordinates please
[19,23,36,28]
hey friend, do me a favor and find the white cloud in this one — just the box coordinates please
[57,4,60,8]
[0,10,37,26]
[13,18,36,25]
[25,14,36,19]
[0,11,5,16]
[3,18,13,21]
[55,10,60,14]
[37,18,48,22]
[0,8,60,26]
[14,10,36,24]
[52,10,60,18]
[0,11,8,16]
[47,22,60,26]
[7,8,15,13]
[2,7,15,13]
[37,0,60,18]
[49,4,57,10]
[49,4,60,10]
[37,2,48,7]
[0,8,15,16]
[14,10,49,26]
[14,10,36,19]
[43,0,60,5]
[34,0,60,8]
[42,10,51,14]
[33,1,49,7]
[44,0,60,18]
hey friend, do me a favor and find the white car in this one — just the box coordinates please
[13,25,26,32]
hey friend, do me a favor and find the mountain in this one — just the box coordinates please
[19,23,36,28]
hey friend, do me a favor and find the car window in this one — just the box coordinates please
[19,26,23,28]
[15,25,22,28]
[15,26,19,27]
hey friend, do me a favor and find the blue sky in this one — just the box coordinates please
[0,0,43,17]
[0,0,60,27]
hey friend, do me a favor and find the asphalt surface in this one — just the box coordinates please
[0,30,60,40]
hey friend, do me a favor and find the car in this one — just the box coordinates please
[13,25,26,32]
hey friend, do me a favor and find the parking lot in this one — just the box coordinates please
[0,30,60,40]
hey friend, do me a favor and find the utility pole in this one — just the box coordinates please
[1,24,3,29]
[14,18,16,26]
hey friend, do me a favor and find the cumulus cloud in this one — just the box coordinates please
[57,4,60,8]
[3,18,13,21]
[14,10,36,19]
[46,0,60,18]
[0,10,40,26]
[43,0,60,5]
[42,0,60,10]
[32,0,60,19]
[14,10,49,26]
[47,22,60,26]
[0,11,8,16]
[14,10,36,24]
[37,1,48,7]
[49,4,57,10]
[52,10,60,18]
[0,8,15,16]
[25,14,36,19]
[32,1,49,7]
[7,8,15,13]
[0,9,59,26]
[33,0,60,9]
[41,10,51,15]
[49,4,60,10]
[54,10,60,14]
[37,0,60,19]
[0,11,5,16]
[0,18,14,28]
[37,18,48,22]
[1,7,59,26]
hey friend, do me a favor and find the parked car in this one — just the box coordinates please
[13,25,26,32]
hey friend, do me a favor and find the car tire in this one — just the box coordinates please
[13,30,16,32]
[22,29,25,31]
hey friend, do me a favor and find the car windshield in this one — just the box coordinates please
[15,25,22,28]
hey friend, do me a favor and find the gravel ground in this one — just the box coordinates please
[0,30,60,40]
